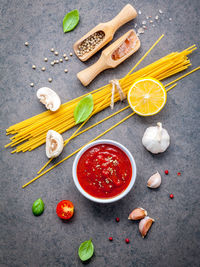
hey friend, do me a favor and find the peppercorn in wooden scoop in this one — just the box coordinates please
[77,30,140,86]
[73,4,137,61]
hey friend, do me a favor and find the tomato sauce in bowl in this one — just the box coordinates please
[76,143,132,199]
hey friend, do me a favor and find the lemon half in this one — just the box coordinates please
[127,77,167,116]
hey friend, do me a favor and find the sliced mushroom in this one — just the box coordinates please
[36,87,61,112]
[46,130,64,158]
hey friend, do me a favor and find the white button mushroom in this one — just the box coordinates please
[142,122,170,154]
[46,130,64,158]
[36,87,61,112]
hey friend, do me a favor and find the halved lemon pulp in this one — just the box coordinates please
[127,77,167,116]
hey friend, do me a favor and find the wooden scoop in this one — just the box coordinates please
[73,4,137,61]
[77,30,140,86]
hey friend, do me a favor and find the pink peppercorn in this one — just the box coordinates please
[165,170,169,175]
[125,238,130,244]
[116,217,120,222]
[109,237,113,241]
[170,194,174,199]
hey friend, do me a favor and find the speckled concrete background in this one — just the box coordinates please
[0,0,200,266]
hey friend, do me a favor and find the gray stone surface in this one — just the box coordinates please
[0,0,200,266]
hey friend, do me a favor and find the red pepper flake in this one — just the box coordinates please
[125,238,130,244]
[164,170,169,175]
[115,217,120,222]
[109,237,113,241]
[177,172,181,176]
[170,194,174,199]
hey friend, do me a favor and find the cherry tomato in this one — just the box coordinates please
[56,200,74,220]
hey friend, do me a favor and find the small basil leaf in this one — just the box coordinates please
[63,9,79,33]
[78,239,94,261]
[74,94,93,124]
[32,198,44,216]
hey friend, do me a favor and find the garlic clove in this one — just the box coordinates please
[46,130,64,158]
[36,87,61,112]
[147,171,161,188]
[139,216,155,238]
[142,122,170,154]
[128,208,147,220]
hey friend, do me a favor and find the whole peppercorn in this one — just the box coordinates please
[125,238,130,244]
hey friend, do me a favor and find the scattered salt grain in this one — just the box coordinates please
[155,15,159,20]
[159,9,163,14]
[169,18,172,21]
[142,20,147,25]
[134,23,137,28]
[150,20,153,23]
[138,10,142,15]
[138,27,144,34]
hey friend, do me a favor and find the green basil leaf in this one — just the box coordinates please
[78,239,94,261]
[63,9,79,33]
[74,94,93,124]
[32,198,44,216]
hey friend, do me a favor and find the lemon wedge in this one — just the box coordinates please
[127,77,167,116]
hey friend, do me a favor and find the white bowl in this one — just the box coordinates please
[72,139,137,203]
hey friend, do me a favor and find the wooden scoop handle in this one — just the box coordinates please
[108,4,137,33]
[77,55,109,86]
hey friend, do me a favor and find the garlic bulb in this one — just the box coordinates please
[46,130,64,158]
[128,208,147,220]
[142,122,170,154]
[147,171,161,189]
[37,87,61,112]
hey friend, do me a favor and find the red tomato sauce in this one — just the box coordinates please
[77,144,132,198]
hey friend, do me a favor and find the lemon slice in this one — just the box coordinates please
[127,77,167,116]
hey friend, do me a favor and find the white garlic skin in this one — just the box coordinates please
[147,171,161,189]
[128,207,147,220]
[46,130,64,158]
[139,216,155,238]
[37,87,61,112]
[142,122,170,154]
